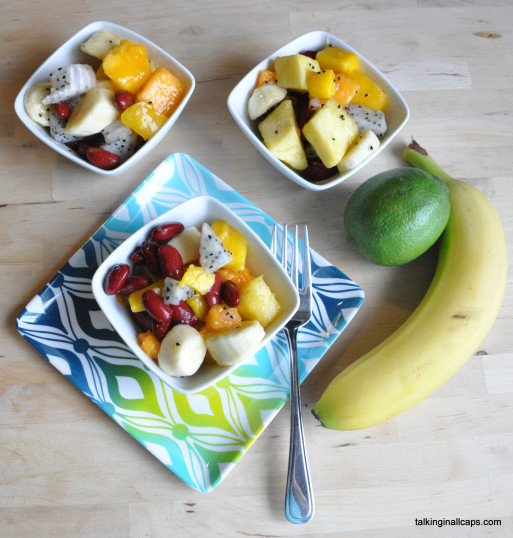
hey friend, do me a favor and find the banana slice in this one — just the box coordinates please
[247,83,287,120]
[337,129,380,173]
[24,82,52,127]
[158,324,206,377]
[206,320,265,366]
[65,87,119,137]
[168,227,201,265]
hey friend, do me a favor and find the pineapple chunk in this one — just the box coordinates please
[346,70,389,111]
[80,30,121,60]
[211,220,247,272]
[180,265,216,295]
[238,275,281,328]
[316,46,359,74]
[65,87,120,136]
[258,100,308,171]
[302,98,359,168]
[274,54,321,92]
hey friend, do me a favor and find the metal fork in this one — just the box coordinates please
[271,224,314,524]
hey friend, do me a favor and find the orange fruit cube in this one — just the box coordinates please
[136,66,186,117]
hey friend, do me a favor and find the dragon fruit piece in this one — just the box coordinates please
[345,104,387,139]
[100,130,138,162]
[49,111,83,144]
[42,64,97,105]
[199,223,233,273]
[162,277,195,306]
[101,120,132,144]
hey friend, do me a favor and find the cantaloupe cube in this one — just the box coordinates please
[258,99,308,170]
[255,69,276,88]
[275,54,321,92]
[136,66,186,117]
[302,98,359,168]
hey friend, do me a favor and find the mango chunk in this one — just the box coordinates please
[121,101,168,140]
[316,46,359,74]
[211,220,247,272]
[102,40,152,94]
[307,69,336,99]
[346,70,389,111]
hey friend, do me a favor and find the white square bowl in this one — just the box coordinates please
[91,195,300,393]
[14,21,195,176]
[227,30,409,191]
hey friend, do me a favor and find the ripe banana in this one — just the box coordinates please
[312,140,507,430]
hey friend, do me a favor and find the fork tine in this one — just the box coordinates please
[302,224,311,300]
[282,224,288,273]
[292,225,299,288]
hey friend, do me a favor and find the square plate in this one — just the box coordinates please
[91,195,300,393]
[227,30,409,190]
[14,21,195,175]
[16,154,364,492]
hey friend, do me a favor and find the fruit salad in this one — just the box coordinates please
[102,219,281,377]
[23,30,187,170]
[247,45,389,183]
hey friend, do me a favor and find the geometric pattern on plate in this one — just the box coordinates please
[16,153,364,492]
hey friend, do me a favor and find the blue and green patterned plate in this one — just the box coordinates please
[16,153,364,492]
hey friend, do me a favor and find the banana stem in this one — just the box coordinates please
[402,140,454,184]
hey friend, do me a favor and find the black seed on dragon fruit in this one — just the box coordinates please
[162,277,195,306]
[345,104,387,139]
[100,120,138,162]
[199,223,232,273]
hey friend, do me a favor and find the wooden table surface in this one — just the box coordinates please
[2,1,512,536]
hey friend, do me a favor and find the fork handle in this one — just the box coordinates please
[284,326,314,524]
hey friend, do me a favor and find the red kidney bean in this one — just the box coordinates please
[114,90,135,111]
[130,247,145,265]
[301,161,336,183]
[77,141,92,158]
[142,290,172,323]
[152,319,172,341]
[131,310,153,332]
[221,280,241,307]
[159,244,184,279]
[104,263,130,295]
[151,222,184,242]
[86,147,120,170]
[54,101,71,119]
[118,274,152,296]
[300,50,317,59]
[141,240,161,275]
[172,300,197,326]
[204,272,222,307]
